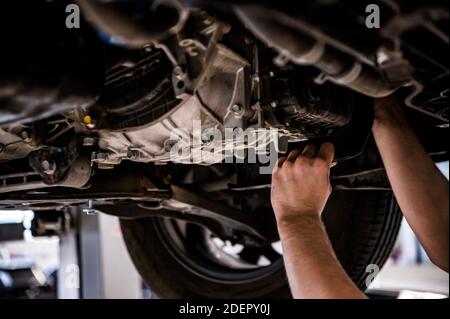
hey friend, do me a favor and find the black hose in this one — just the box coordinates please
[77,0,187,48]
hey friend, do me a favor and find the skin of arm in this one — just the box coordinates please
[372,97,449,272]
[271,143,366,299]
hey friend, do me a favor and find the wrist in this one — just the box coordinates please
[276,213,323,233]
[373,97,405,127]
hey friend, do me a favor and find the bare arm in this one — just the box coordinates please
[271,144,366,299]
[277,216,366,299]
[372,97,449,272]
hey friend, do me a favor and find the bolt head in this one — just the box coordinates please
[20,130,32,143]
[82,208,97,215]
[173,66,184,77]
[41,160,56,175]
[82,137,96,146]
[231,104,243,114]
[95,153,107,161]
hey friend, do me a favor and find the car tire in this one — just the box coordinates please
[120,189,402,298]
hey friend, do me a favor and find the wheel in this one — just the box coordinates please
[120,190,402,298]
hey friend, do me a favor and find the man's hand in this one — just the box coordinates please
[271,143,335,225]
[269,142,366,298]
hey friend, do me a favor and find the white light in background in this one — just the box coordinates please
[398,290,447,299]
[0,210,35,242]
[436,161,449,179]
[0,210,34,224]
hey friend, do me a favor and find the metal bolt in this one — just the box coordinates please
[41,160,56,175]
[270,101,278,108]
[95,152,107,162]
[82,200,97,215]
[97,153,107,161]
[173,66,184,78]
[20,130,32,143]
[82,137,96,146]
[231,104,243,115]
[127,148,140,159]
[41,160,50,170]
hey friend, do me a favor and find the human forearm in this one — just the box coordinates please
[277,215,366,299]
[372,98,449,271]
[271,144,368,298]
